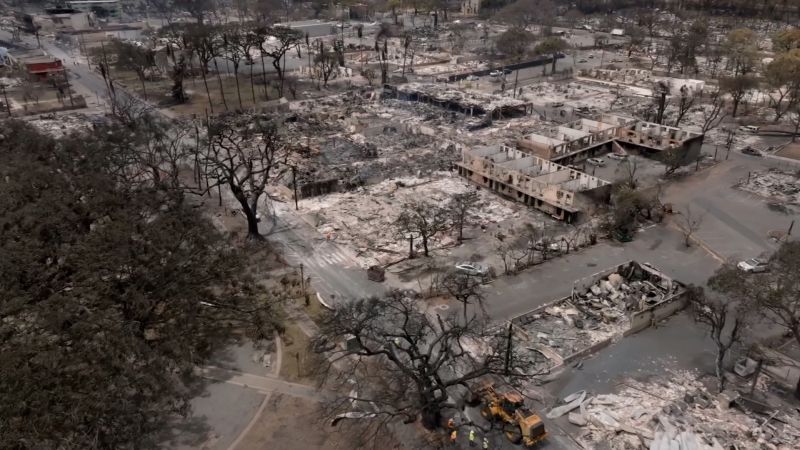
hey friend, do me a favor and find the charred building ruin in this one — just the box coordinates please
[516,114,704,166]
[456,144,611,222]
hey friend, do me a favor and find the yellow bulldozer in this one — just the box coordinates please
[477,384,547,447]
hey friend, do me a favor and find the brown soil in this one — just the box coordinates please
[234,393,408,450]
[775,143,800,161]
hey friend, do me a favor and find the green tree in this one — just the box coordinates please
[720,74,757,117]
[724,28,759,76]
[113,40,155,100]
[495,27,534,95]
[535,36,568,74]
[496,0,555,34]
[772,27,800,52]
[0,120,278,448]
[764,49,800,120]
[173,0,215,25]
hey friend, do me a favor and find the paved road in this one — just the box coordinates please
[480,222,719,322]
[264,211,387,305]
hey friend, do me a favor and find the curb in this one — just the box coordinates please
[316,292,334,310]
[226,332,282,450]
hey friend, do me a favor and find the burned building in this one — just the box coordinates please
[513,261,687,366]
[456,144,611,222]
[516,114,704,166]
[384,83,534,120]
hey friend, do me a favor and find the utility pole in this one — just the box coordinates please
[1,84,10,114]
[750,359,764,395]
[504,323,513,376]
[63,69,74,106]
[292,165,298,210]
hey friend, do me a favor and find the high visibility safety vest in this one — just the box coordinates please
[450,430,457,442]
[483,437,489,449]
[469,430,475,441]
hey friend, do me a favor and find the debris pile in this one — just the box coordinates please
[567,370,800,450]
[516,303,622,360]
[295,172,547,267]
[738,169,800,205]
[573,269,679,320]
[516,264,683,360]
[27,113,96,137]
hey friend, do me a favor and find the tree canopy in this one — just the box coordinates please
[0,120,278,448]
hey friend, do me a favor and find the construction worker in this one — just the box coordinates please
[483,437,489,449]
[450,429,457,444]
[468,428,476,446]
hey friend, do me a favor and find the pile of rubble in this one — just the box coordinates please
[27,113,95,138]
[295,172,542,267]
[551,370,800,450]
[516,266,682,360]
[517,303,623,361]
[738,169,800,205]
[574,269,679,320]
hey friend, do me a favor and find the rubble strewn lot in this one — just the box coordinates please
[515,262,684,363]
[737,169,800,205]
[567,370,800,450]
[26,113,97,137]
[295,172,552,268]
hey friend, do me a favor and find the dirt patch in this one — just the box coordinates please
[234,393,407,450]
[278,323,316,383]
[775,143,800,161]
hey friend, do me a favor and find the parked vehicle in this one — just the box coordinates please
[737,258,768,273]
[466,74,479,81]
[577,59,588,63]
[608,153,627,160]
[502,68,512,74]
[455,262,488,277]
[549,101,564,107]
[587,157,605,166]
[533,241,561,252]
[738,125,760,134]
[741,146,762,157]
[489,70,503,77]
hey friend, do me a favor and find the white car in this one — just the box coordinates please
[489,70,503,77]
[466,75,479,81]
[455,262,488,277]
[587,157,605,166]
[608,153,627,160]
[737,258,768,273]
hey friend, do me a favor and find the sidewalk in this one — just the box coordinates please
[197,365,325,402]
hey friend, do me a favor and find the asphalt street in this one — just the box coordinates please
[264,211,387,305]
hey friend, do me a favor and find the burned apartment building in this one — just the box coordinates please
[516,114,704,166]
[456,144,611,222]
